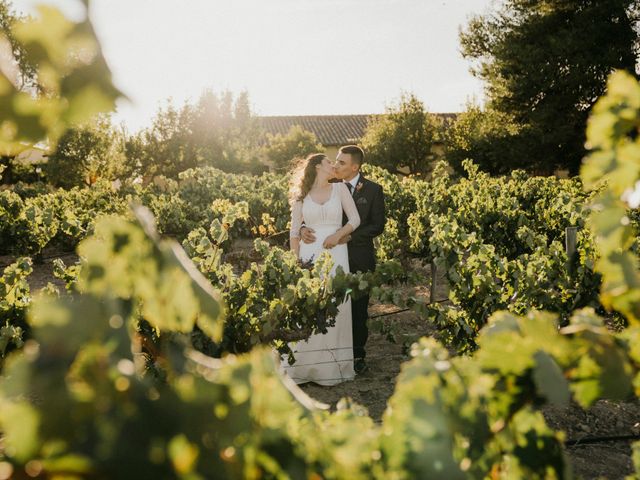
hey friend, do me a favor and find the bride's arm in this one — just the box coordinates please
[323,184,361,248]
[340,182,361,232]
[290,200,303,257]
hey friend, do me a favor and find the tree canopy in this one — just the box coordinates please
[262,125,322,172]
[360,93,443,176]
[46,115,127,188]
[444,103,522,174]
[460,0,639,174]
[0,0,38,91]
[127,90,262,179]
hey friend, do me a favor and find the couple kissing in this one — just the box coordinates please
[284,145,386,386]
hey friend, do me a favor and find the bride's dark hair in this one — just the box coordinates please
[289,153,327,205]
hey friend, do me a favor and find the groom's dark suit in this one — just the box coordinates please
[343,175,386,360]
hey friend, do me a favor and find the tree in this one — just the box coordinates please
[0,0,123,158]
[262,125,322,171]
[130,90,263,179]
[190,89,262,173]
[360,93,443,176]
[0,0,38,91]
[45,115,128,188]
[131,100,198,180]
[460,0,639,174]
[0,1,44,181]
[444,103,522,174]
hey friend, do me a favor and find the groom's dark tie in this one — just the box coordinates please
[345,182,353,194]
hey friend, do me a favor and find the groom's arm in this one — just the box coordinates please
[349,185,386,244]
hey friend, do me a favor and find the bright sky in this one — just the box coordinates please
[13,0,494,132]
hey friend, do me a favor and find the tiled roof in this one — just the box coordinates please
[258,113,457,146]
[258,115,374,146]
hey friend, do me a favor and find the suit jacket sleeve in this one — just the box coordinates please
[350,184,385,243]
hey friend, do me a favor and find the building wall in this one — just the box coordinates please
[324,146,339,161]
[15,147,48,165]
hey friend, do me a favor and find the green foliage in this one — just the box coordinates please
[581,70,640,323]
[460,0,639,174]
[7,179,50,198]
[0,166,291,254]
[184,225,341,358]
[177,166,289,239]
[75,208,224,342]
[125,100,198,179]
[52,256,80,292]
[0,160,605,355]
[0,2,124,155]
[0,0,38,91]
[191,89,261,174]
[2,154,47,185]
[383,306,640,479]
[262,125,323,171]
[0,257,31,368]
[361,93,444,175]
[0,182,130,255]
[5,4,640,476]
[8,204,636,479]
[0,207,389,479]
[0,155,606,357]
[45,114,128,188]
[0,190,59,255]
[128,90,262,179]
[444,103,522,174]
[408,161,599,351]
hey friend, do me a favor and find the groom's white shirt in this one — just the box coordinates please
[345,173,361,195]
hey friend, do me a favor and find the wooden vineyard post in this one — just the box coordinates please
[430,259,437,304]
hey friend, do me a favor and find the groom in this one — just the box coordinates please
[301,145,386,374]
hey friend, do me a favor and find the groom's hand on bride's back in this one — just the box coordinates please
[300,226,316,243]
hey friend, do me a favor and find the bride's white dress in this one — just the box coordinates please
[283,182,360,386]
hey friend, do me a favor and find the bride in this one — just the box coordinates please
[283,153,361,386]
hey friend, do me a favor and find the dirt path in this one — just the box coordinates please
[1,249,76,292]
[299,305,435,422]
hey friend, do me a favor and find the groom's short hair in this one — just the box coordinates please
[339,145,364,166]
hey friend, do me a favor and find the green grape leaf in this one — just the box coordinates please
[532,351,570,405]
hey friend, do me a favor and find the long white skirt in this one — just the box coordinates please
[282,225,355,386]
